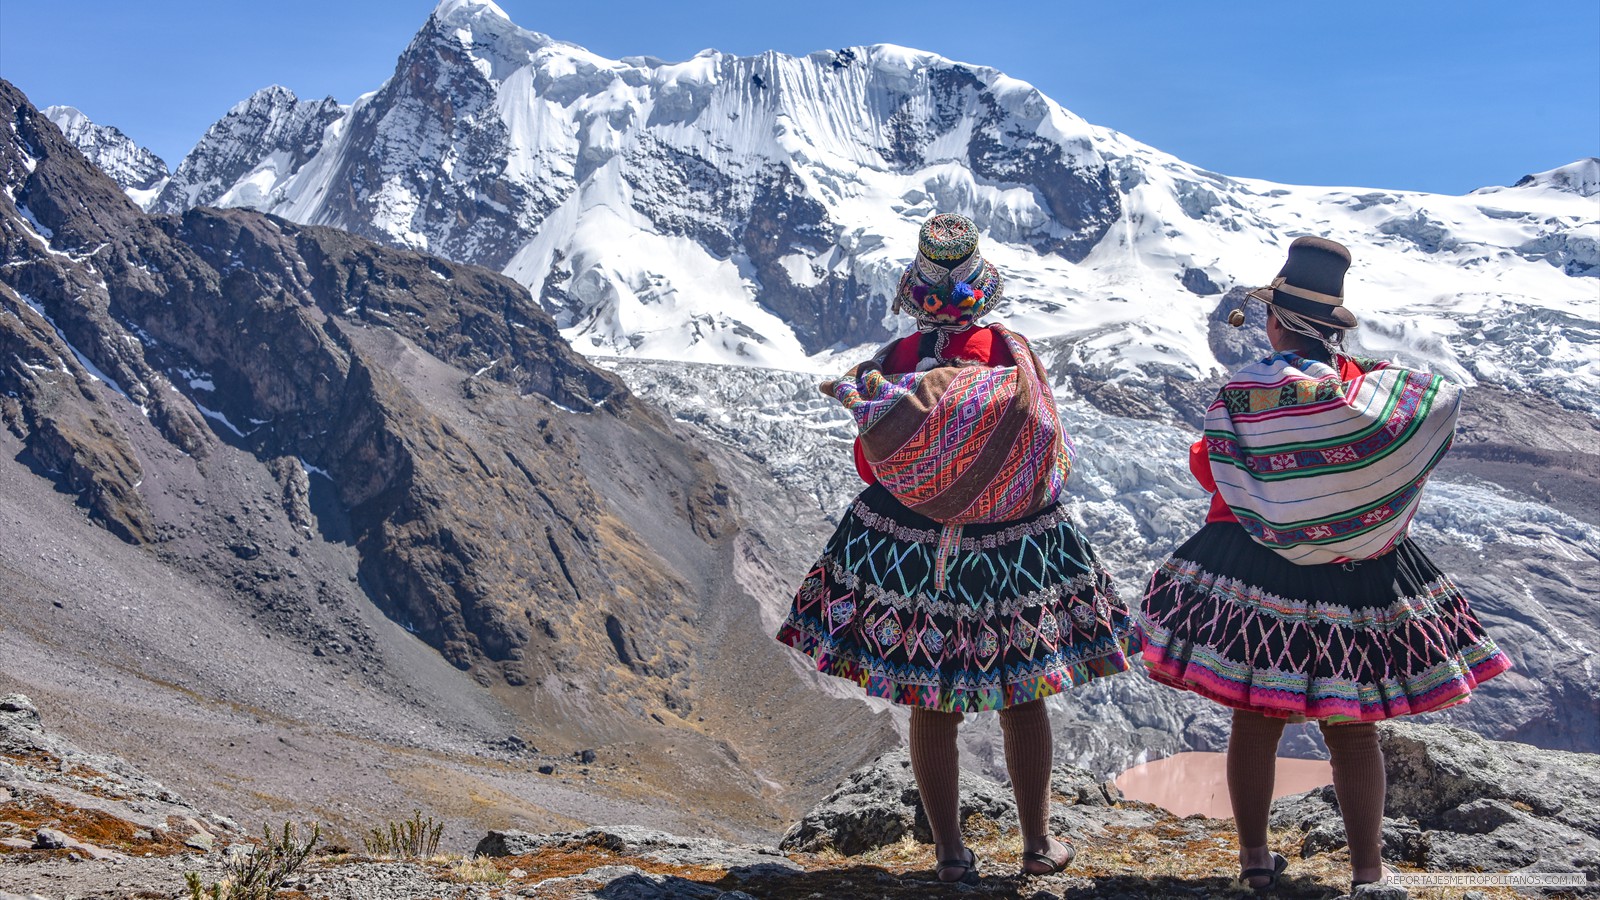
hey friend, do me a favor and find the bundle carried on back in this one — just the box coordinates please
[1202,352,1461,565]
[823,327,1074,529]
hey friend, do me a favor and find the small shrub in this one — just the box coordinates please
[184,821,320,900]
[362,810,443,860]
[449,855,506,884]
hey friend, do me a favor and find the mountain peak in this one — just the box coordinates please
[229,84,300,115]
[41,103,169,197]
[42,104,88,129]
[1508,157,1600,197]
[432,0,513,25]
[420,0,554,81]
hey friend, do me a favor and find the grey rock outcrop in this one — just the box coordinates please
[1270,721,1600,885]
[778,747,1162,856]
[477,826,798,876]
[777,748,1017,855]
[150,85,343,215]
[1,693,231,864]
[1,693,194,816]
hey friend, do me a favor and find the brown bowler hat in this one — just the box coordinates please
[1247,237,1358,329]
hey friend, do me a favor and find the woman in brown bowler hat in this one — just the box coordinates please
[1138,237,1511,893]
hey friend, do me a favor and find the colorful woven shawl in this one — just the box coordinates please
[823,328,1074,527]
[1203,353,1461,565]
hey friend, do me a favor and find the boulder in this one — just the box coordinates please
[778,749,1016,855]
[1268,722,1600,882]
[0,695,43,743]
[1380,722,1598,838]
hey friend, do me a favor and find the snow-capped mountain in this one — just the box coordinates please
[148,85,345,215]
[43,0,1600,763]
[132,0,1596,412]
[43,105,169,206]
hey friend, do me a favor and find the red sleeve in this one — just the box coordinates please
[854,439,877,485]
[1192,437,1240,524]
[1189,439,1217,492]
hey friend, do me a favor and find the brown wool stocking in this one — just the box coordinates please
[997,699,1055,851]
[1321,721,1386,875]
[908,708,965,859]
[1227,709,1287,850]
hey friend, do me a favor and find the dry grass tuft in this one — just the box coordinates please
[447,855,507,884]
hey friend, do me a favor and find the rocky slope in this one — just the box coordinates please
[4,694,1593,898]
[3,77,895,844]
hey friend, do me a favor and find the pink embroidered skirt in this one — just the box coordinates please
[1139,522,1511,723]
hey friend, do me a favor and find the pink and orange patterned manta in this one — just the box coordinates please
[823,327,1074,588]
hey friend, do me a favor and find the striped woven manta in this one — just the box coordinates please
[1204,352,1461,565]
[823,327,1074,525]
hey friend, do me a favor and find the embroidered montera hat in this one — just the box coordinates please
[1246,236,1358,329]
[893,213,1004,330]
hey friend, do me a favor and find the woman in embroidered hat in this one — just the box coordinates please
[774,213,1141,883]
[1137,237,1512,893]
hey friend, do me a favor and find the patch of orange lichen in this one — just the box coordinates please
[0,794,187,857]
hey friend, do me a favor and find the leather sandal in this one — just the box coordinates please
[935,847,980,884]
[1020,835,1075,876]
[1240,852,1288,892]
[1351,865,1403,895]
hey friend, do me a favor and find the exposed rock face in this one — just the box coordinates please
[1206,287,1271,370]
[277,17,559,270]
[1181,266,1221,296]
[6,76,649,672]
[1271,722,1600,883]
[779,748,1017,855]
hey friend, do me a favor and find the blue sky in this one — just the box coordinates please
[2,0,1596,195]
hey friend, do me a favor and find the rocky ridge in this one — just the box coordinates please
[148,85,344,216]
[4,694,1593,899]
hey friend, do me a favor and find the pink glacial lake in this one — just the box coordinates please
[1115,752,1333,819]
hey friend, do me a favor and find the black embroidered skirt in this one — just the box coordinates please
[775,484,1140,712]
[1139,522,1511,722]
